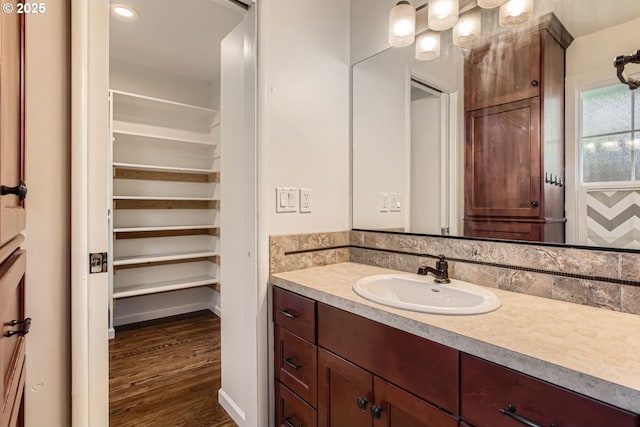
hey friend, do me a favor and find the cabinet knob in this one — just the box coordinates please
[531,80,539,87]
[530,201,539,208]
[356,396,369,411]
[1,181,27,202]
[370,405,383,419]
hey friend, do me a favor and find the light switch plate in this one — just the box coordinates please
[300,188,312,213]
[390,192,402,212]
[276,187,297,213]
[379,192,389,212]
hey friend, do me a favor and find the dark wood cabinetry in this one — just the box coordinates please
[272,286,640,426]
[461,354,639,427]
[464,15,571,242]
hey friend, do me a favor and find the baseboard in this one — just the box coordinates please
[108,327,115,340]
[209,290,221,317]
[218,388,246,424]
[113,301,211,326]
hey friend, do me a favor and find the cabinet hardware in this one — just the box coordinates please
[282,415,302,427]
[356,396,369,410]
[530,201,539,207]
[371,405,383,419]
[283,358,303,370]
[5,317,31,337]
[531,80,539,87]
[278,309,299,319]
[1,181,27,202]
[500,404,558,427]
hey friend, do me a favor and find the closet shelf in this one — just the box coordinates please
[113,250,219,266]
[114,225,218,233]
[113,162,216,175]
[111,90,218,133]
[112,129,215,146]
[113,196,217,201]
[113,275,218,299]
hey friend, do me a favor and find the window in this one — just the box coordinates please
[580,83,640,183]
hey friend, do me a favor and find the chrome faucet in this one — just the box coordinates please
[417,255,450,284]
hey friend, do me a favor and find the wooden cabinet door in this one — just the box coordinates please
[318,348,372,427]
[0,9,25,246]
[465,32,540,111]
[373,377,458,427]
[0,251,26,427]
[465,98,541,218]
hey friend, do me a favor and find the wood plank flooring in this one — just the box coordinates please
[109,312,237,427]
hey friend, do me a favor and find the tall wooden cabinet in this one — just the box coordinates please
[464,14,572,242]
[108,90,220,333]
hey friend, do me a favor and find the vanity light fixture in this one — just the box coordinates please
[389,1,417,47]
[415,31,441,60]
[428,0,459,31]
[499,0,533,27]
[111,3,139,20]
[477,0,508,8]
[452,9,481,47]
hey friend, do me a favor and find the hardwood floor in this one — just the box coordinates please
[109,311,237,427]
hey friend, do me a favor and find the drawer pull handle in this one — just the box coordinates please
[278,309,299,319]
[371,404,383,419]
[5,317,31,337]
[499,405,558,427]
[283,358,303,370]
[356,396,369,410]
[282,415,302,427]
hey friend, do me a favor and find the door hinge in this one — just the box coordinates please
[89,252,108,274]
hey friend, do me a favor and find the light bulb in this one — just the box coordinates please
[388,1,416,47]
[499,0,533,27]
[415,31,441,61]
[428,0,459,31]
[477,0,508,8]
[453,9,481,47]
[111,3,139,20]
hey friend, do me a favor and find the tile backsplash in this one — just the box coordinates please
[269,230,640,315]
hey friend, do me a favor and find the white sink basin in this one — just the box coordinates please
[353,273,501,315]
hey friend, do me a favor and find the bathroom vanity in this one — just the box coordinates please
[271,262,640,427]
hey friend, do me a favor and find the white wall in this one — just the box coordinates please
[110,60,215,109]
[256,0,350,425]
[564,17,640,244]
[24,3,71,426]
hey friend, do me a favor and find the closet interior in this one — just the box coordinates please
[107,0,244,336]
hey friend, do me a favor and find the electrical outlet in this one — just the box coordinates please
[300,188,312,213]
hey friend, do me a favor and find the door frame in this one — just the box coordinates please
[71,1,257,426]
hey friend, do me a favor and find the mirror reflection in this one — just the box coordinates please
[352,0,640,249]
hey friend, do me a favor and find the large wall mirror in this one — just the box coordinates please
[352,0,640,250]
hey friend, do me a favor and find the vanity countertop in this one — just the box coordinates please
[270,262,640,414]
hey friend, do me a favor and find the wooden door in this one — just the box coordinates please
[0,7,26,427]
[0,7,25,246]
[465,32,540,111]
[318,348,372,427]
[465,98,541,218]
[373,377,458,427]
[0,251,26,427]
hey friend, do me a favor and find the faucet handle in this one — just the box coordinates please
[436,255,447,269]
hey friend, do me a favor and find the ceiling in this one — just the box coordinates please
[109,0,245,83]
[546,0,640,38]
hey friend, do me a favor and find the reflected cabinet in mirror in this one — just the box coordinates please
[352,0,640,249]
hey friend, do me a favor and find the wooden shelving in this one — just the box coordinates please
[113,275,218,299]
[109,89,221,333]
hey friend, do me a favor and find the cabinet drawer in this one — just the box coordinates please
[276,381,317,427]
[275,326,317,407]
[273,287,316,343]
[461,354,639,427]
[318,303,459,414]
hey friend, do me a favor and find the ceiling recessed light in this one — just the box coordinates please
[111,3,139,20]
